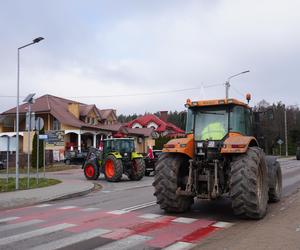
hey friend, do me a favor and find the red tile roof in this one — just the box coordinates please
[127,114,185,134]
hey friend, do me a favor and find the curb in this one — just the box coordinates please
[0,182,99,211]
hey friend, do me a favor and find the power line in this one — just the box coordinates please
[0,83,223,99]
[69,83,223,99]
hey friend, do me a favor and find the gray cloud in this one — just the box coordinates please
[1,0,300,114]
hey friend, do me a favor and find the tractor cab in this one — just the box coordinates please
[103,138,135,158]
[185,98,254,161]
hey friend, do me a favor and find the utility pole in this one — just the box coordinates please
[284,107,288,157]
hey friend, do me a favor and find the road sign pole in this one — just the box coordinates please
[36,130,39,185]
[6,137,9,189]
[43,140,46,178]
[279,144,281,156]
[27,105,31,188]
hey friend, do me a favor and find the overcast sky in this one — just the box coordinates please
[0,0,300,115]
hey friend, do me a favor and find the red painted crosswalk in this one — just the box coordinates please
[0,203,234,249]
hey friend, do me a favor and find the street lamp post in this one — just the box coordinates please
[225,70,250,99]
[16,37,44,190]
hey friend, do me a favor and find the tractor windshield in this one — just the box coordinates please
[104,139,135,153]
[193,107,229,141]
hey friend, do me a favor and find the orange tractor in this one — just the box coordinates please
[153,97,282,219]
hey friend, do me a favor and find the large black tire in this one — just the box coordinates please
[84,160,100,180]
[129,158,145,181]
[266,157,282,202]
[153,154,193,213]
[230,147,269,219]
[103,155,123,182]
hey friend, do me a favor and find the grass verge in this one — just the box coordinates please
[0,164,80,174]
[0,177,61,192]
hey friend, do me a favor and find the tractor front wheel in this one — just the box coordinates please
[129,158,145,181]
[103,155,123,182]
[153,154,193,213]
[84,161,100,180]
[230,147,269,219]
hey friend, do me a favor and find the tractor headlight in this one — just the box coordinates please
[124,153,128,156]
[208,141,216,148]
[197,142,203,148]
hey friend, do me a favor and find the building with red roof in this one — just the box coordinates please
[126,111,185,138]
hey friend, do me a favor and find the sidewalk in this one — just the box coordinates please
[194,188,300,250]
[0,168,95,210]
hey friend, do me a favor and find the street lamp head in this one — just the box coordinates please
[33,37,44,43]
[241,70,250,74]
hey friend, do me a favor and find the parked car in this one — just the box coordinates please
[0,160,5,170]
[64,150,88,165]
[144,150,163,176]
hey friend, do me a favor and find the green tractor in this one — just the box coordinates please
[82,138,145,182]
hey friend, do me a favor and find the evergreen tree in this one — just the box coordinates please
[31,128,45,168]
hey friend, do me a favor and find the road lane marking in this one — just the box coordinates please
[138,213,162,219]
[30,228,111,250]
[0,219,44,232]
[81,207,100,212]
[34,204,53,208]
[58,206,77,210]
[108,210,129,215]
[212,221,234,228]
[94,235,152,250]
[163,241,195,250]
[121,201,157,212]
[0,217,19,223]
[0,223,75,246]
[172,217,198,224]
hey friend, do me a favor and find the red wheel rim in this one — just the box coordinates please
[85,164,95,178]
[105,159,115,178]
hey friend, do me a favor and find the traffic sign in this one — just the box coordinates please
[35,117,44,131]
[38,134,48,140]
[277,139,284,145]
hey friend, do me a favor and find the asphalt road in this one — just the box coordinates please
[1,158,300,250]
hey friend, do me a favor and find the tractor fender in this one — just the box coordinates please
[131,151,143,159]
[162,134,194,159]
[109,152,122,159]
[221,135,258,154]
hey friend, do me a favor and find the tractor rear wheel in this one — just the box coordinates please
[267,159,282,202]
[153,154,193,213]
[129,158,145,181]
[103,155,123,182]
[230,147,268,219]
[84,161,100,180]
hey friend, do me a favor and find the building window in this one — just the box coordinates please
[52,118,61,130]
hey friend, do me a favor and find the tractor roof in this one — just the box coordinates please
[185,98,249,108]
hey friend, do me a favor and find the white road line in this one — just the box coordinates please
[34,204,53,208]
[30,228,111,250]
[0,219,44,232]
[94,235,152,250]
[81,207,100,212]
[138,213,162,219]
[0,217,19,223]
[58,206,77,210]
[172,217,198,224]
[212,221,234,228]
[108,210,129,215]
[163,241,196,250]
[121,201,157,212]
[0,223,75,246]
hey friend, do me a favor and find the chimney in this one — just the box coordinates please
[68,102,80,118]
[160,111,168,122]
